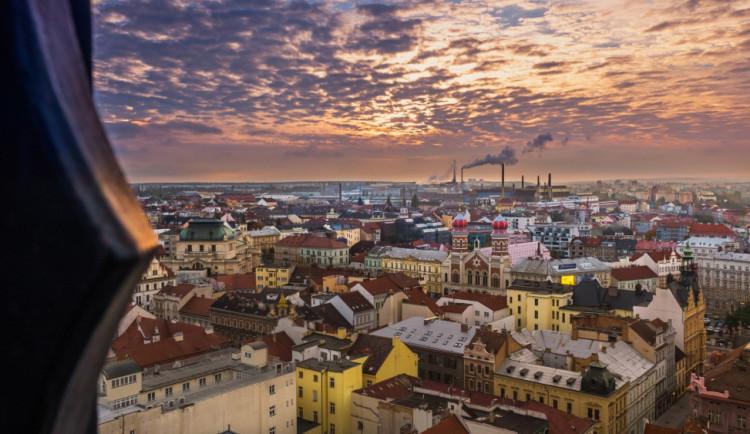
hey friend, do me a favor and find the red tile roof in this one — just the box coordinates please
[690,222,735,237]
[275,233,313,247]
[337,291,374,312]
[353,374,419,399]
[301,236,348,249]
[112,317,201,351]
[218,273,256,291]
[446,291,508,311]
[404,288,443,315]
[243,331,295,362]
[611,265,658,281]
[347,334,396,375]
[157,283,195,298]
[179,296,215,317]
[442,303,470,313]
[635,240,677,252]
[356,276,404,296]
[421,415,469,434]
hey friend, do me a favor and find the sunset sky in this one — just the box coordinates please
[93,0,750,183]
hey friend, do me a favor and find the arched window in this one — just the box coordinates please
[467,270,473,284]
[492,274,500,288]
[452,270,459,283]
[475,273,480,285]
[482,272,488,286]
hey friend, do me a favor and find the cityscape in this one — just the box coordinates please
[98,176,750,434]
[5,0,750,433]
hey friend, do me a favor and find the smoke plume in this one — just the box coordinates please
[462,146,518,170]
[523,133,554,153]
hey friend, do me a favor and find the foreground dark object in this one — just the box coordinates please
[1,0,156,432]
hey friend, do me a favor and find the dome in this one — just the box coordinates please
[492,215,508,232]
[179,219,235,241]
[452,212,467,230]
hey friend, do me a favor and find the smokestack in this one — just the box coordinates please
[452,160,456,184]
[461,168,464,184]
[339,183,342,204]
[522,175,525,189]
[548,173,552,200]
[501,164,505,198]
[537,175,540,200]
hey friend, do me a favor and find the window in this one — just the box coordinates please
[269,384,275,395]
[738,415,746,429]
[526,394,531,401]
[513,391,518,400]
[313,374,318,382]
[147,392,155,402]
[269,428,275,434]
[534,299,538,306]
[182,382,190,392]
[298,386,303,398]
[567,403,572,413]
[313,390,318,402]
[330,377,335,388]
[534,311,538,319]
[313,411,318,422]
[199,244,204,252]
[553,399,558,409]
[199,378,206,388]
[215,373,222,383]
[298,371,303,379]
[366,380,372,387]
[330,424,335,434]
[165,387,173,397]
[330,402,335,414]
[299,407,303,418]
[269,405,276,416]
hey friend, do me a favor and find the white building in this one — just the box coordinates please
[527,223,592,258]
[697,251,750,312]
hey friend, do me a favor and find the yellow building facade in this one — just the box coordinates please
[256,265,294,289]
[506,281,575,332]
[350,336,418,387]
[381,250,446,297]
[296,359,362,434]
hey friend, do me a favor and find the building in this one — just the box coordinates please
[256,264,295,290]
[246,225,281,255]
[506,279,575,332]
[274,233,310,265]
[296,358,362,434]
[133,256,177,312]
[381,247,448,297]
[633,245,706,390]
[325,291,375,331]
[328,222,361,246]
[178,296,214,328]
[656,221,689,242]
[629,250,682,288]
[689,222,735,239]
[299,236,350,267]
[696,251,750,314]
[528,223,592,258]
[442,214,512,297]
[371,317,476,386]
[160,218,254,275]
[463,329,521,395]
[436,292,509,327]
[98,344,297,434]
[498,328,656,434]
[152,283,213,321]
[610,266,659,292]
[677,237,739,257]
[688,344,750,433]
[349,274,420,327]
[346,334,419,387]
[511,256,611,287]
[210,292,297,345]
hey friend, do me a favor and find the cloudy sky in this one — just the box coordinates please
[93,0,750,183]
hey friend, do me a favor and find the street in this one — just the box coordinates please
[653,393,691,429]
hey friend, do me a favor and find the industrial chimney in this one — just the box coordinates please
[501,164,505,198]
[548,173,552,200]
[522,175,525,189]
[537,175,540,200]
[339,183,342,204]
[461,168,464,185]
[452,160,457,184]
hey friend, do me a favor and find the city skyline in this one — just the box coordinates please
[94,0,750,183]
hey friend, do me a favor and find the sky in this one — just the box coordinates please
[92,0,750,183]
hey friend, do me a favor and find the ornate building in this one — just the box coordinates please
[209,292,297,345]
[161,219,254,275]
[442,213,511,297]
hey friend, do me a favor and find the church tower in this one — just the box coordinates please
[451,210,469,253]
[490,214,510,295]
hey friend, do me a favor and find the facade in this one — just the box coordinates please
[152,283,212,321]
[528,223,592,258]
[256,265,295,290]
[463,329,521,395]
[442,214,512,297]
[696,251,750,313]
[296,359,362,434]
[274,234,309,265]
[436,292,509,327]
[133,257,177,312]
[506,279,575,332]
[325,291,375,330]
[210,292,297,345]
[381,247,448,297]
[610,265,659,292]
[677,237,739,257]
[161,219,253,275]
[98,344,297,434]
[633,245,706,391]
[629,250,682,288]
[246,226,281,255]
[511,257,611,287]
[688,344,750,433]
[371,317,477,386]
[346,334,419,387]
[299,236,350,267]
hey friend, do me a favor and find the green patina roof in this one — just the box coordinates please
[180,219,234,241]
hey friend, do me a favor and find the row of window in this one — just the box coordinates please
[112,374,137,389]
[112,395,138,410]
[186,244,218,252]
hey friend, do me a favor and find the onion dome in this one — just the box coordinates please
[452,212,468,230]
[492,214,508,234]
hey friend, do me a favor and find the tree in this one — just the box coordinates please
[386,195,393,209]
[357,197,363,206]
[410,193,419,209]
[644,228,657,240]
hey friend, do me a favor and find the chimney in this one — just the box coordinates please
[548,173,552,200]
[522,175,525,189]
[537,175,540,199]
[489,410,495,424]
[205,325,214,335]
[339,183,342,204]
[461,323,469,332]
[453,160,457,184]
[152,327,160,342]
[608,286,618,297]
[174,331,183,342]
[461,168,464,184]
[502,164,505,198]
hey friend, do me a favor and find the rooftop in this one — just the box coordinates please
[370,317,476,355]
